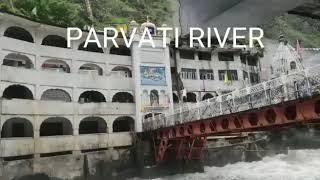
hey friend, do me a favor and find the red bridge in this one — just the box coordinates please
[143,65,320,163]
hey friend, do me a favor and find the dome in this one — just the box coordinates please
[128,20,139,34]
[129,20,138,27]
[140,18,156,35]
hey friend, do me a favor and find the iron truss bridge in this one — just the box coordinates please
[142,64,320,163]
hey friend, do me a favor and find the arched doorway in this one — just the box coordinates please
[1,118,33,138]
[79,117,107,134]
[150,90,159,106]
[4,26,34,42]
[3,53,34,69]
[78,91,106,103]
[42,59,70,73]
[173,93,179,103]
[111,66,132,78]
[290,61,297,70]
[110,45,131,56]
[78,42,104,53]
[113,116,134,132]
[112,92,134,103]
[41,89,72,102]
[79,63,103,76]
[184,92,197,103]
[202,93,214,100]
[40,117,73,136]
[144,113,153,119]
[42,35,68,48]
[2,85,33,100]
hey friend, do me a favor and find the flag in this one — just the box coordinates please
[224,71,231,85]
[115,24,128,34]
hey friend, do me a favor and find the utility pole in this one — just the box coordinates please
[84,0,94,25]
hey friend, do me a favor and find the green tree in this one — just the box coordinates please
[0,0,172,28]
[16,0,87,27]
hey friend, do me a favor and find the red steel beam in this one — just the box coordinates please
[152,97,320,163]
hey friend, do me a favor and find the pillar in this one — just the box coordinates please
[194,51,199,61]
[34,116,40,158]
[108,119,113,133]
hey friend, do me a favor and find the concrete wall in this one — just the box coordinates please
[0,149,132,180]
[0,132,131,157]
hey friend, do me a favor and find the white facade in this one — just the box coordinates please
[171,47,261,103]
[0,12,261,159]
[0,13,136,159]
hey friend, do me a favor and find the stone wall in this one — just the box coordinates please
[0,149,133,180]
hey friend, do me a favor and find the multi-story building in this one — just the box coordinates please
[0,12,261,161]
[170,37,261,103]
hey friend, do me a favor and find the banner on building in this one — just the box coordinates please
[140,66,166,86]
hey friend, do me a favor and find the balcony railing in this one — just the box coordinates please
[143,64,320,131]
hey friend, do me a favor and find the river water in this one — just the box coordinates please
[142,149,320,180]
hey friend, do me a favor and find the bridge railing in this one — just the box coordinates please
[143,65,320,131]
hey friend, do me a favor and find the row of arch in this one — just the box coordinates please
[3,53,132,77]
[1,116,134,138]
[172,92,218,103]
[3,84,134,103]
[3,26,131,55]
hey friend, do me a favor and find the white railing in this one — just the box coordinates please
[143,64,320,131]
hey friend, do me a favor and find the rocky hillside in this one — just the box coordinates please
[262,14,320,48]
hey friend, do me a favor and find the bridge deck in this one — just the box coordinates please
[143,65,320,163]
[143,64,320,132]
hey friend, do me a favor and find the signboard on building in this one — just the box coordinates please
[140,66,166,86]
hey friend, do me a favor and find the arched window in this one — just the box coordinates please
[42,59,70,73]
[4,26,34,43]
[173,93,179,103]
[42,35,68,48]
[78,91,106,103]
[3,53,34,69]
[110,45,131,56]
[150,90,159,106]
[113,116,134,132]
[111,66,132,78]
[3,85,33,100]
[202,93,214,100]
[40,117,73,136]
[79,63,103,76]
[290,61,297,70]
[1,118,33,138]
[78,42,104,53]
[41,89,72,102]
[79,117,107,134]
[184,92,197,103]
[112,92,134,103]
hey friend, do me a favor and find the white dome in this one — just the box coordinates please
[140,19,156,34]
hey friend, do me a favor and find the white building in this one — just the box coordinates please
[0,12,261,160]
[171,37,261,103]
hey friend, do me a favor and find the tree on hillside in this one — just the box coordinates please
[0,0,172,28]
[83,0,94,25]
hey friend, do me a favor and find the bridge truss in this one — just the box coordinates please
[143,65,320,163]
